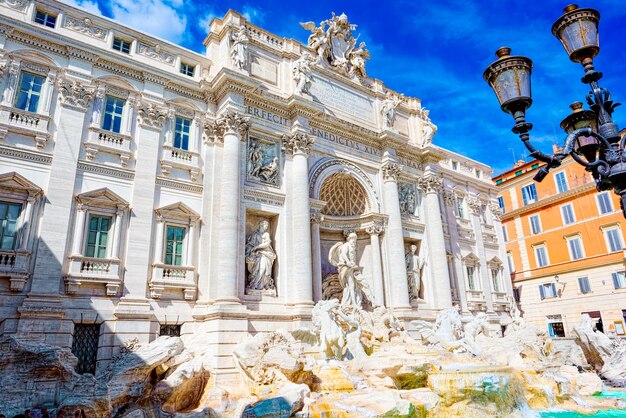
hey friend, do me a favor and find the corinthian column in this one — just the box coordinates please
[418,174,453,309]
[366,223,385,306]
[215,111,249,303]
[381,155,411,310]
[283,132,315,306]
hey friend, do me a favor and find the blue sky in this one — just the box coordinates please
[63,0,626,175]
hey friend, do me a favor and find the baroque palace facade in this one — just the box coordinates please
[0,0,511,379]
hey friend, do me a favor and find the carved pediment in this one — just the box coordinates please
[462,252,480,265]
[0,172,43,196]
[487,256,503,267]
[155,202,200,223]
[76,188,129,209]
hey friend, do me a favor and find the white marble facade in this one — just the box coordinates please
[0,0,512,380]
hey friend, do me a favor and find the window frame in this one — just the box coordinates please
[83,214,112,259]
[578,276,591,294]
[566,235,585,261]
[534,244,549,268]
[0,201,22,251]
[554,171,569,194]
[506,251,515,273]
[34,9,57,28]
[497,196,505,212]
[173,116,191,151]
[180,62,195,77]
[539,282,557,299]
[603,225,624,253]
[101,95,126,133]
[112,37,132,54]
[612,271,626,289]
[596,192,613,215]
[521,183,538,205]
[529,214,542,235]
[15,71,45,113]
[164,224,187,266]
[561,203,576,225]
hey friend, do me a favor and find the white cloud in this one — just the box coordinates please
[59,0,102,15]
[242,4,265,25]
[108,0,188,44]
[198,8,218,32]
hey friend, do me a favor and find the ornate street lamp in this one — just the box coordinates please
[484,5,626,216]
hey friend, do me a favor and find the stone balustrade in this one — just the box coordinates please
[0,249,31,291]
[159,145,200,181]
[84,126,133,166]
[65,255,122,296]
[0,105,50,149]
[150,263,196,300]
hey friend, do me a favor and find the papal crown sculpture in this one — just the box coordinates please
[300,13,370,79]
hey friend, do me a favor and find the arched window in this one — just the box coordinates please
[320,173,369,216]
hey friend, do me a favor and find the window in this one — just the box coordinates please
[160,324,182,336]
[567,236,584,260]
[612,271,626,289]
[502,225,508,242]
[597,192,613,214]
[15,72,45,113]
[112,37,131,54]
[515,170,523,176]
[539,282,557,299]
[496,179,503,185]
[534,245,549,267]
[84,215,111,258]
[547,317,565,337]
[0,202,21,250]
[180,62,194,77]
[102,96,125,133]
[497,196,505,212]
[555,171,569,193]
[604,227,623,253]
[34,10,56,28]
[451,161,458,170]
[165,225,185,266]
[561,204,575,225]
[475,169,481,179]
[466,265,478,290]
[507,252,515,273]
[531,163,540,169]
[521,183,538,205]
[578,277,591,294]
[174,116,191,150]
[491,268,501,292]
[71,323,100,375]
[529,214,541,234]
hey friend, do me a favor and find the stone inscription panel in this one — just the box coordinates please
[251,54,278,85]
[310,75,375,121]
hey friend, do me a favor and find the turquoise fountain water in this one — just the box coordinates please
[539,391,626,417]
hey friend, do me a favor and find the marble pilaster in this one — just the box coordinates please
[366,223,385,306]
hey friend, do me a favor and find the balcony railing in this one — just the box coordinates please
[0,106,51,149]
[0,249,31,291]
[160,145,200,182]
[65,255,122,296]
[84,127,133,166]
[150,263,196,300]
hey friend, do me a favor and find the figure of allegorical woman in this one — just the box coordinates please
[245,220,276,291]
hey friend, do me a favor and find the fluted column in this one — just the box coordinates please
[443,190,469,313]
[366,223,385,306]
[467,197,494,312]
[283,132,315,306]
[311,211,323,302]
[381,156,411,310]
[18,196,36,251]
[215,111,249,303]
[418,174,453,309]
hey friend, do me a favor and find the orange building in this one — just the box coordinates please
[493,153,626,337]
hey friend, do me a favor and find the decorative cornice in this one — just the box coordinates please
[0,145,52,165]
[1,0,28,12]
[77,161,135,180]
[282,132,314,155]
[216,111,249,137]
[156,177,203,194]
[417,174,443,193]
[381,161,402,182]
[10,30,67,56]
[58,78,95,111]
[489,202,503,221]
[365,223,384,235]
[138,103,167,129]
[243,188,286,206]
[94,59,144,81]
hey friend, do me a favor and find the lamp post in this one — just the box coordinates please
[484,5,626,217]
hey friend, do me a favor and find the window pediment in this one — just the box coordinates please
[155,202,200,223]
[462,252,480,266]
[75,188,129,209]
[0,172,43,197]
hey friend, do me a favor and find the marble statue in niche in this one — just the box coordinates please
[398,183,417,216]
[245,220,276,293]
[328,232,375,307]
[247,139,280,185]
[381,92,402,131]
[231,26,249,70]
[405,244,424,301]
[293,52,315,95]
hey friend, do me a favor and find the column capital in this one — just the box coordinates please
[466,196,482,216]
[381,161,402,182]
[216,110,249,137]
[310,211,324,224]
[138,102,167,129]
[365,223,384,236]
[282,132,315,155]
[58,78,95,111]
[443,190,457,207]
[417,174,443,194]
[489,202,503,221]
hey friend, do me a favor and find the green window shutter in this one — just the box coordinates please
[85,215,111,258]
[165,226,186,266]
[0,202,21,250]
